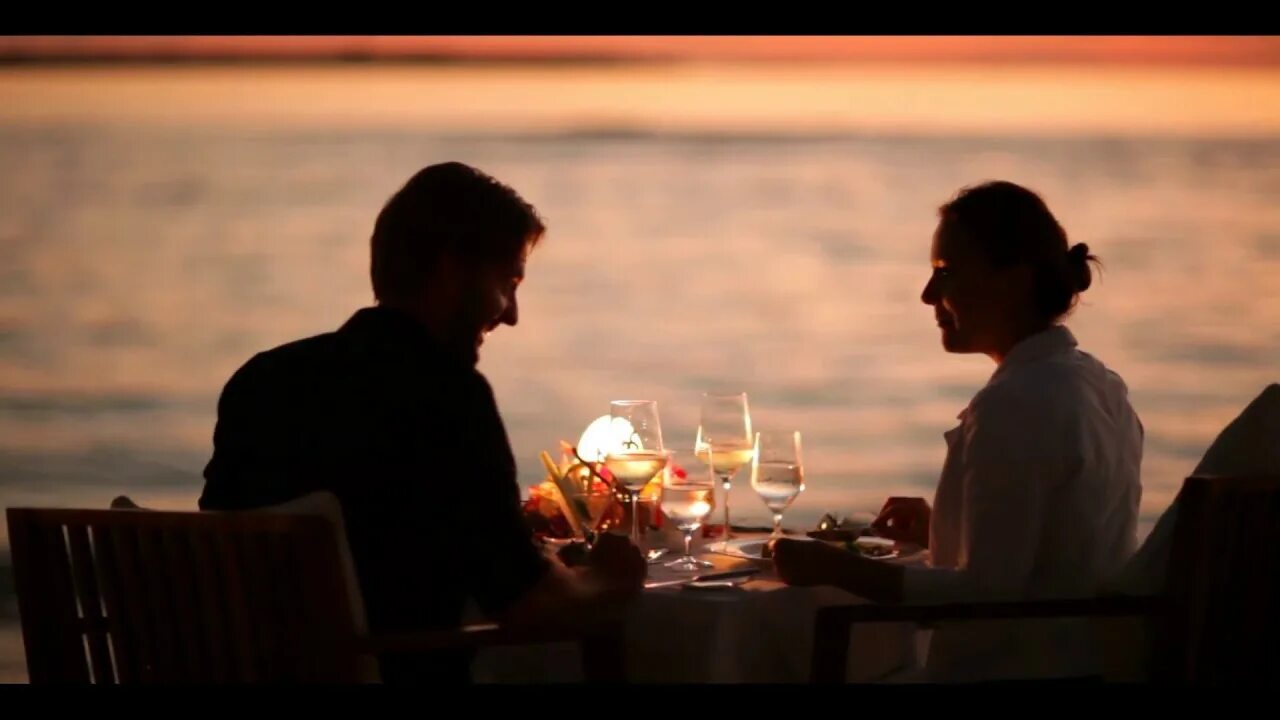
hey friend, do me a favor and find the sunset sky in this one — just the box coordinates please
[4,36,1280,136]
[3,36,1280,65]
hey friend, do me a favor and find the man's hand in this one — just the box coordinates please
[587,533,646,595]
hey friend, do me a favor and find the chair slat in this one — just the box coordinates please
[65,524,115,684]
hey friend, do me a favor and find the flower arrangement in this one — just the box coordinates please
[522,442,666,539]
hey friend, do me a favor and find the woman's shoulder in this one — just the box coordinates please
[973,350,1119,417]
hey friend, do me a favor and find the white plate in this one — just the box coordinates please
[710,535,813,561]
[711,534,909,562]
[849,536,900,559]
[683,578,750,591]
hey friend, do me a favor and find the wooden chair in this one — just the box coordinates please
[809,475,1280,684]
[6,502,623,684]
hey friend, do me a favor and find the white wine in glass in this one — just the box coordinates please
[694,441,754,478]
[603,450,670,493]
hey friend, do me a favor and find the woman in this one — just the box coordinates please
[774,181,1143,682]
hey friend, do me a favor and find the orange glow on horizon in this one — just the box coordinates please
[2,36,1280,66]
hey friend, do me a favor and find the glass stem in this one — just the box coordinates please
[630,492,640,544]
[773,513,783,538]
[721,476,732,539]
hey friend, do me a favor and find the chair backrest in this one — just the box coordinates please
[1160,474,1280,684]
[6,505,369,684]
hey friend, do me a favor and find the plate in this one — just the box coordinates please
[848,536,900,560]
[711,534,907,561]
[710,535,813,561]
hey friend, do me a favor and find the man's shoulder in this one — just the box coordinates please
[249,331,341,372]
[218,331,342,403]
[217,318,496,420]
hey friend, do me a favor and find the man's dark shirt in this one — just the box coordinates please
[200,306,550,682]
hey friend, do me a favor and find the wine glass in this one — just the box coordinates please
[694,392,753,544]
[603,400,668,544]
[750,430,805,539]
[570,469,616,549]
[659,449,717,571]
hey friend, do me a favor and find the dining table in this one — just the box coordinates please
[471,531,929,683]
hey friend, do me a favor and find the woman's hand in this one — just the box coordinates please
[771,538,853,587]
[871,496,931,547]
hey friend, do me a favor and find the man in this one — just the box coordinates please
[200,162,645,682]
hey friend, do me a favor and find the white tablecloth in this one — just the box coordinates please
[473,534,923,683]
